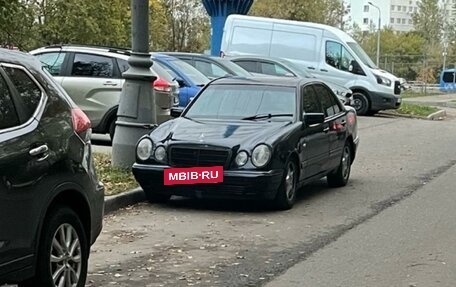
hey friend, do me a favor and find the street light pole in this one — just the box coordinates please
[368,2,381,67]
[112,0,157,168]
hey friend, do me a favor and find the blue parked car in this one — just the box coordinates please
[152,53,210,107]
[439,69,456,92]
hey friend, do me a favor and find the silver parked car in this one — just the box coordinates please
[30,45,179,139]
[229,55,354,106]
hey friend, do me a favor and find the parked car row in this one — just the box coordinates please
[2,12,411,287]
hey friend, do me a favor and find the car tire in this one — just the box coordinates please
[20,206,88,287]
[327,143,352,187]
[109,117,117,141]
[273,160,298,210]
[145,190,171,203]
[352,92,369,116]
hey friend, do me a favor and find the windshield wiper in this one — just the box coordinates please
[241,113,293,121]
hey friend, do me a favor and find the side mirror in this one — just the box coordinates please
[175,78,186,87]
[170,107,184,118]
[303,113,325,127]
[349,61,365,75]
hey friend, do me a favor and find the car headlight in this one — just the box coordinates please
[375,75,392,86]
[251,144,271,168]
[235,151,249,167]
[137,138,154,161]
[154,145,167,162]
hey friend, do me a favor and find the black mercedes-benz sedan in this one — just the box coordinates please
[132,77,359,210]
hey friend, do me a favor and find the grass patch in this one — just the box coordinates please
[401,90,440,98]
[93,153,138,196]
[396,103,439,117]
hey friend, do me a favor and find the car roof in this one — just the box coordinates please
[162,52,213,59]
[210,76,311,87]
[30,45,132,60]
[0,48,43,70]
[228,54,290,64]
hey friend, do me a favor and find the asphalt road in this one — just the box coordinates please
[86,114,456,287]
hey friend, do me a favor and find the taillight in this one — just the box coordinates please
[347,112,356,125]
[153,78,172,92]
[71,108,91,134]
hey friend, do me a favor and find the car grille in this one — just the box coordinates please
[394,81,401,95]
[169,146,230,167]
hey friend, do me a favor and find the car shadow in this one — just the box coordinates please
[157,179,336,213]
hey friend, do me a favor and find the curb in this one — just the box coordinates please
[104,187,145,214]
[427,110,447,120]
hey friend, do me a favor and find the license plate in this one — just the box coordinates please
[164,166,224,186]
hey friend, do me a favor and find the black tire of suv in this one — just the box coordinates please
[327,142,352,188]
[19,206,89,287]
[352,92,369,116]
[109,118,116,141]
[273,160,298,210]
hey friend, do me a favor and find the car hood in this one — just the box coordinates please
[151,117,294,148]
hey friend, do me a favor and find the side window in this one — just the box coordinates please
[3,66,42,119]
[0,73,20,129]
[117,58,130,73]
[314,85,340,117]
[35,52,66,76]
[302,85,322,114]
[71,53,114,77]
[234,61,258,73]
[326,41,356,72]
[260,62,293,77]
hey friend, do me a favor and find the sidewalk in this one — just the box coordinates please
[265,164,456,287]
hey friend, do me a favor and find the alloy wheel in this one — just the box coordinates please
[50,223,82,287]
[285,162,296,200]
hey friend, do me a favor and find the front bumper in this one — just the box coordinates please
[132,164,283,200]
[370,91,402,111]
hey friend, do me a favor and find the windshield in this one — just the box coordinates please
[347,42,377,69]
[219,58,253,77]
[170,59,210,86]
[185,84,296,120]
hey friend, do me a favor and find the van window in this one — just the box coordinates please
[270,30,317,61]
[231,27,271,55]
[326,41,356,72]
[442,71,455,83]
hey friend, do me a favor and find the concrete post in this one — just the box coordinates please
[112,0,157,168]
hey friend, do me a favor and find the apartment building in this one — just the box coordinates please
[345,0,419,32]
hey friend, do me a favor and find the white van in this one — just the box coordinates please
[221,15,402,115]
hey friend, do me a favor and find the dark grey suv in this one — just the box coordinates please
[0,49,104,286]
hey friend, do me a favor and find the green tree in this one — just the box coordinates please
[250,0,346,28]
[0,0,36,49]
[162,0,210,52]
[412,0,442,45]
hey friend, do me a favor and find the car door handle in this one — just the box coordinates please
[307,66,316,70]
[103,81,118,86]
[29,145,49,161]
[320,69,329,72]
